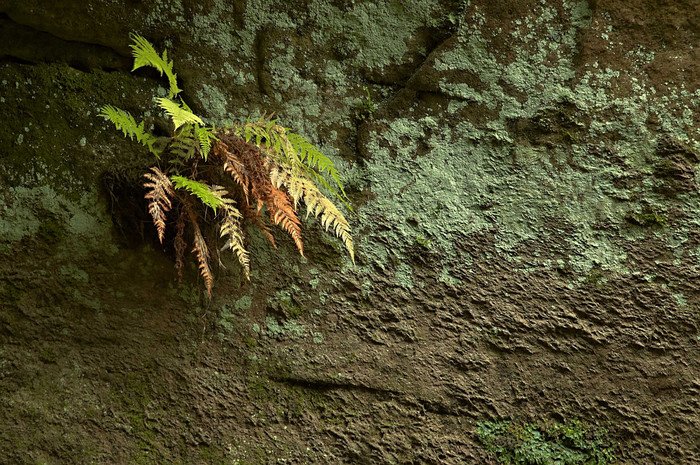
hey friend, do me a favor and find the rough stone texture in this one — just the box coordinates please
[0,0,698,463]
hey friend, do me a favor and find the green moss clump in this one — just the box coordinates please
[624,207,668,227]
[477,418,617,464]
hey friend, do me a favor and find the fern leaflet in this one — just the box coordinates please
[171,176,225,211]
[157,98,204,130]
[129,33,182,98]
[219,210,250,280]
[194,125,217,161]
[287,131,346,198]
[267,184,304,256]
[166,125,199,165]
[143,167,175,244]
[99,105,160,157]
[174,209,187,284]
[186,206,214,299]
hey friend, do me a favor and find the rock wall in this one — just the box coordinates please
[0,0,698,463]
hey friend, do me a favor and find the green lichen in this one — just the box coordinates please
[308,0,442,71]
[345,0,697,285]
[265,316,306,340]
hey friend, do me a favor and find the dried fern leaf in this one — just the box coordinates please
[214,142,251,201]
[157,98,204,130]
[186,206,214,299]
[143,166,175,244]
[174,208,187,284]
[129,33,182,98]
[241,201,277,249]
[171,176,225,212]
[214,132,273,206]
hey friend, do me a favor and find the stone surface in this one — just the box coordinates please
[0,0,698,463]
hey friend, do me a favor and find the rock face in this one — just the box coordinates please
[0,0,698,463]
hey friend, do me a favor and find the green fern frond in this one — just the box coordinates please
[129,33,182,98]
[194,125,217,161]
[157,98,204,130]
[287,132,345,195]
[267,127,351,210]
[171,176,225,211]
[237,119,272,146]
[167,125,198,163]
[99,105,160,157]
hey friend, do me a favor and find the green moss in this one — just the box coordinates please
[625,207,668,228]
[477,418,617,464]
[0,62,156,197]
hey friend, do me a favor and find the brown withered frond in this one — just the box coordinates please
[214,133,272,203]
[214,132,305,254]
[185,204,214,299]
[143,166,175,244]
[174,209,187,284]
[240,201,277,249]
[215,142,250,202]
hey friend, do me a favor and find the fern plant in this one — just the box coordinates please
[100,34,354,298]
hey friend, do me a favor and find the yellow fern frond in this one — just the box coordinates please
[271,165,354,263]
[157,98,204,130]
[143,166,175,244]
[207,185,251,280]
[219,204,250,280]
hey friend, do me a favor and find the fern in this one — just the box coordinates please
[103,34,356,298]
[171,176,225,211]
[166,125,199,165]
[287,131,347,198]
[219,149,250,201]
[99,105,160,156]
[267,184,304,256]
[157,98,204,130]
[174,209,187,284]
[143,167,174,244]
[129,33,182,98]
[238,118,350,209]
